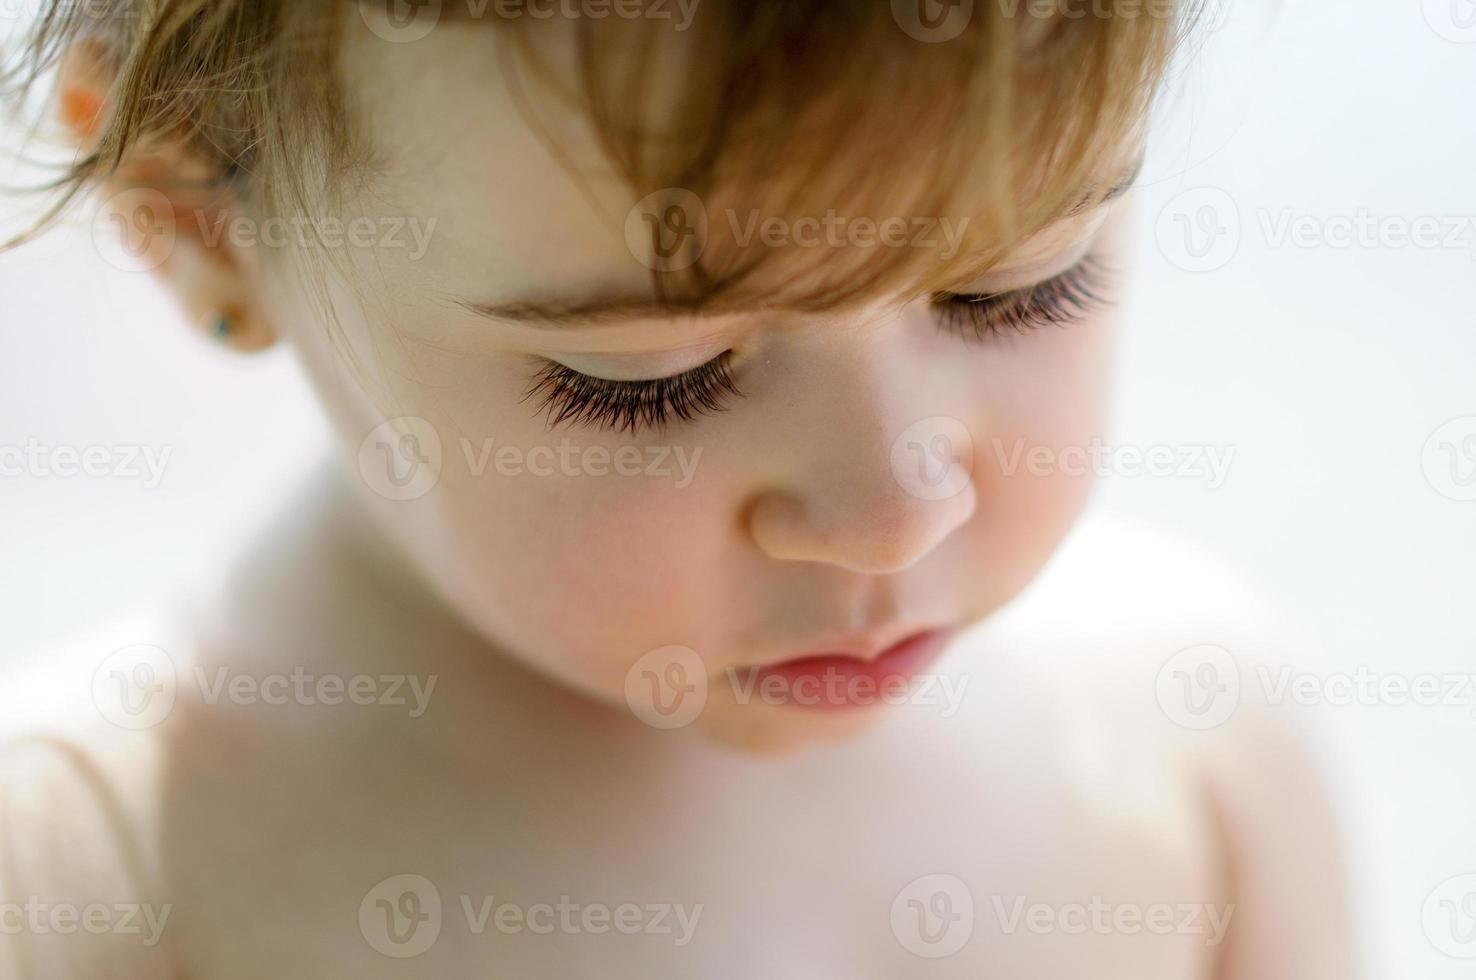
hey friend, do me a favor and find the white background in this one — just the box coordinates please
[2,3,1474,976]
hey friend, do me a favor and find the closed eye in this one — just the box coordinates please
[523,254,1114,434]
[523,352,740,434]
[931,253,1114,339]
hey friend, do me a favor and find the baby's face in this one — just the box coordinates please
[261,18,1131,750]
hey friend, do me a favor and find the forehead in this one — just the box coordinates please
[338,21,643,295]
[335,15,1133,314]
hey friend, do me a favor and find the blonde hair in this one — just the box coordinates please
[2,0,1200,307]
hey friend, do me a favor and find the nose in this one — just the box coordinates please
[746,420,978,574]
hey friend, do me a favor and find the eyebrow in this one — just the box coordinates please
[461,293,748,329]
[465,158,1143,329]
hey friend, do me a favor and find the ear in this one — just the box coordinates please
[57,39,277,353]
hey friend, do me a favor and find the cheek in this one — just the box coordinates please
[976,310,1116,471]
[379,354,750,688]
[262,273,743,701]
[423,461,739,701]
[962,314,1117,589]
[985,307,1115,424]
[265,255,1116,710]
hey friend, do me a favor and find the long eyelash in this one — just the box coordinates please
[524,352,741,433]
[933,254,1114,339]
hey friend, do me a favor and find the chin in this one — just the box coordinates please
[691,699,896,756]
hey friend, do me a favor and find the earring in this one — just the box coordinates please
[210,312,233,342]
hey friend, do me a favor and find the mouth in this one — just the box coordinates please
[734,628,955,711]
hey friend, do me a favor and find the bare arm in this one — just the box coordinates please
[1,648,182,980]
[1203,688,1358,980]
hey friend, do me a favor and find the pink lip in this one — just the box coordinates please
[741,628,955,711]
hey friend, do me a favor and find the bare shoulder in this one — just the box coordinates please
[979,511,1343,806]
[979,512,1320,745]
[986,513,1292,685]
[0,612,190,980]
[970,513,1356,978]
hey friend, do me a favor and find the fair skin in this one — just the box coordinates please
[0,15,1355,979]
